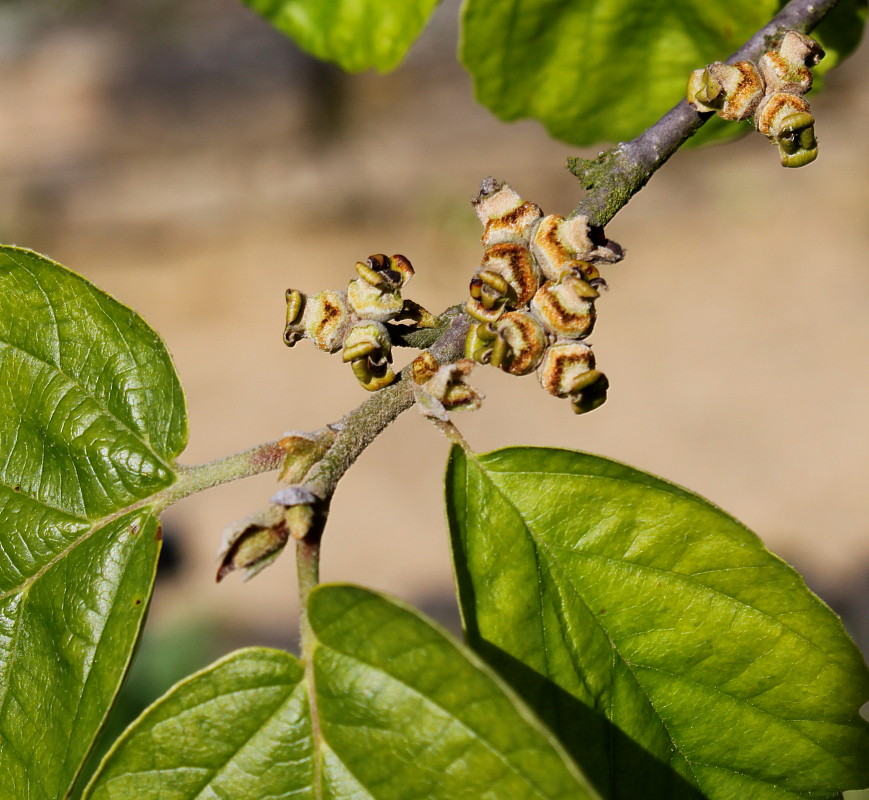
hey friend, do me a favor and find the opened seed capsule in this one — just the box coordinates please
[531,274,597,339]
[348,253,413,322]
[413,356,483,417]
[302,290,352,353]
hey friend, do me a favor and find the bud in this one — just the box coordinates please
[686,67,723,112]
[302,290,353,353]
[342,320,395,391]
[531,274,597,339]
[216,505,288,582]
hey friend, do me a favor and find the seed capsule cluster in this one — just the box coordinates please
[284,254,432,392]
[686,30,824,167]
[465,179,622,415]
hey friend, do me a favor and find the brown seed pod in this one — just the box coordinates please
[302,290,353,353]
[531,274,597,339]
[411,351,440,385]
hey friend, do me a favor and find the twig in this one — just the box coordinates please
[568,0,840,227]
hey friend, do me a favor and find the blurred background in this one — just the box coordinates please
[1,0,867,777]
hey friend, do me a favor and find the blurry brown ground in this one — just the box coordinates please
[2,0,868,654]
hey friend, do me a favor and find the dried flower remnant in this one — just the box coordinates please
[413,352,483,421]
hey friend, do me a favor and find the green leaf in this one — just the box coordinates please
[85,585,601,799]
[459,0,866,147]
[240,0,441,73]
[446,446,869,800]
[0,246,187,798]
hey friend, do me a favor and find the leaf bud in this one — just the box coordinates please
[342,320,395,391]
[531,274,597,339]
[412,355,483,420]
[302,289,353,353]
[270,486,322,541]
[217,505,288,582]
[758,31,824,95]
[283,288,306,347]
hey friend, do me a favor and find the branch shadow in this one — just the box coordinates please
[470,637,709,800]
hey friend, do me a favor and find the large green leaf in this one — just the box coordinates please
[446,446,869,800]
[240,0,441,72]
[459,0,867,146]
[0,246,187,798]
[85,585,600,799]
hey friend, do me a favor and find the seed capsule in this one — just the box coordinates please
[480,243,540,306]
[466,270,517,323]
[755,93,817,167]
[707,61,765,121]
[491,311,548,376]
[531,274,597,339]
[302,290,353,353]
[758,31,824,95]
[342,321,395,391]
[531,215,580,280]
[472,182,544,248]
[538,341,609,414]
[348,253,414,322]
[687,67,724,112]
